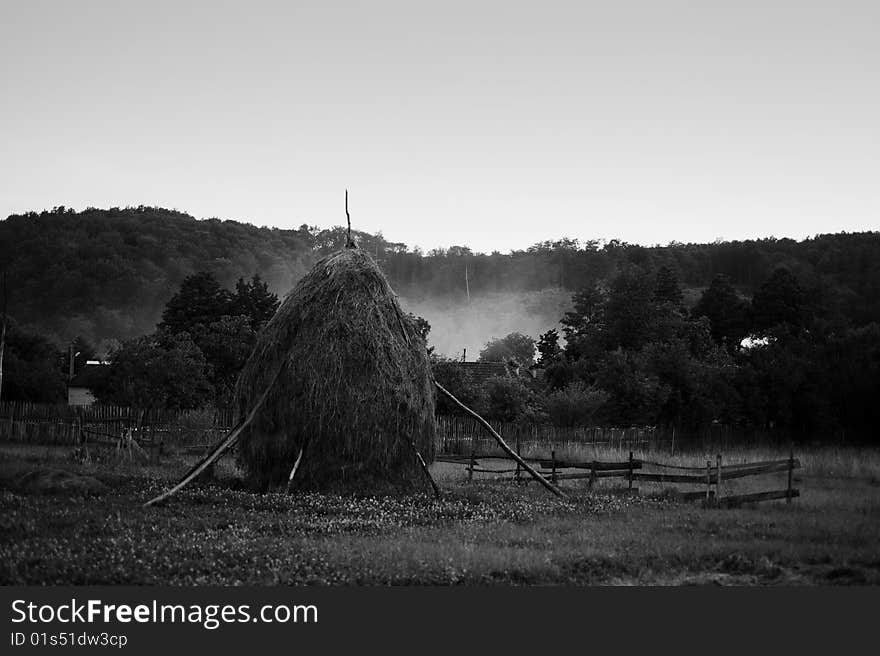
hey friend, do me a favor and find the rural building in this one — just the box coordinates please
[67,361,109,406]
[454,361,516,391]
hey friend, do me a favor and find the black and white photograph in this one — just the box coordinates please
[1,0,879,612]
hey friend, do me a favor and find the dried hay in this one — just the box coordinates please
[232,248,435,493]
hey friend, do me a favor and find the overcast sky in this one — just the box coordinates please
[1,1,877,253]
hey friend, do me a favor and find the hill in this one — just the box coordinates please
[2,206,879,355]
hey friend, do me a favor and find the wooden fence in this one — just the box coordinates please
[436,416,661,453]
[2,401,801,504]
[0,401,234,452]
[435,416,785,454]
[1,401,789,468]
[435,450,801,507]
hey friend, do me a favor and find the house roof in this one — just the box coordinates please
[68,363,109,389]
[454,361,513,386]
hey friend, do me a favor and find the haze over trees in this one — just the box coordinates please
[0,206,878,442]
[2,206,879,349]
[426,257,879,442]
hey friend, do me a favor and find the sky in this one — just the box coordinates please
[1,0,878,253]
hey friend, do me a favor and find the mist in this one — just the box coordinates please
[400,288,572,361]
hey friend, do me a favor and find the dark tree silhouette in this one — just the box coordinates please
[750,268,809,334]
[692,274,749,349]
[159,272,232,336]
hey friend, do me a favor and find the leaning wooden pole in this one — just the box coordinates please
[144,369,281,507]
[412,442,441,499]
[434,381,564,498]
[286,447,305,492]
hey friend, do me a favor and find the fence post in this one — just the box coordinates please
[716,454,722,502]
[705,460,712,504]
[671,426,676,456]
[589,461,596,490]
[628,451,634,492]
[787,446,794,503]
[468,431,475,482]
[551,448,557,485]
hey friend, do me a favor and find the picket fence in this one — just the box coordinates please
[0,401,782,456]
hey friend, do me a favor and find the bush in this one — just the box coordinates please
[483,376,532,422]
[544,381,609,427]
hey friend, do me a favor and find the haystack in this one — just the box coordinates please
[231,248,436,493]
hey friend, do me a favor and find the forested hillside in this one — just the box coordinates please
[1,206,879,351]
[0,207,315,347]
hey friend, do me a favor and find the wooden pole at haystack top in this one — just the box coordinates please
[345,189,355,248]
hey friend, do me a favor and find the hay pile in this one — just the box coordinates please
[232,248,436,493]
[13,468,107,495]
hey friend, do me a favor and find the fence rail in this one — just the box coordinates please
[440,446,801,507]
[435,416,786,454]
[1,401,787,461]
[0,401,234,448]
[0,401,235,427]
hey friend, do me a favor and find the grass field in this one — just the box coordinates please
[1,442,878,585]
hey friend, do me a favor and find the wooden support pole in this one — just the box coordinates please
[413,447,441,499]
[551,448,557,484]
[787,446,794,504]
[286,447,304,492]
[589,461,596,490]
[434,381,564,497]
[716,453,723,501]
[144,366,283,507]
[345,189,353,247]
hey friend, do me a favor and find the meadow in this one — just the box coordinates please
[1,441,878,585]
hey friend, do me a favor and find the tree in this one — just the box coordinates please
[536,329,562,367]
[603,267,655,350]
[482,376,532,422]
[654,265,684,307]
[641,336,736,428]
[194,315,257,406]
[544,382,608,427]
[561,283,605,341]
[95,332,212,410]
[407,313,431,341]
[0,319,65,402]
[407,313,434,356]
[692,274,749,350]
[595,350,669,425]
[158,272,231,335]
[230,274,280,331]
[750,268,808,335]
[478,332,536,367]
[156,273,281,404]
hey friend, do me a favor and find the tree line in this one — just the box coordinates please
[2,259,878,444]
[0,272,278,410]
[1,206,878,443]
[2,206,879,348]
[433,264,880,443]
